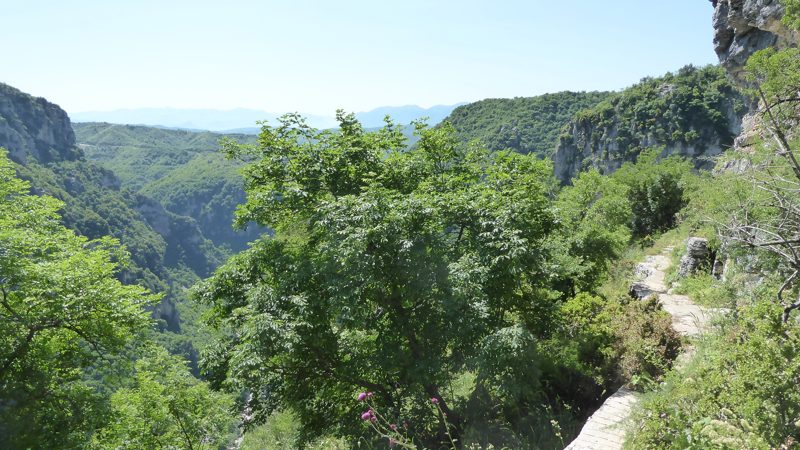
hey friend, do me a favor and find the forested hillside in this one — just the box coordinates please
[444,91,611,157]
[74,122,262,251]
[0,84,245,392]
[0,85,236,448]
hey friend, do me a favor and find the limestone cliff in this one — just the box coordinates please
[713,0,799,84]
[0,83,81,163]
[552,66,746,184]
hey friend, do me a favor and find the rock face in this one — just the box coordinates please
[552,66,746,184]
[0,83,81,164]
[679,237,711,277]
[713,0,799,84]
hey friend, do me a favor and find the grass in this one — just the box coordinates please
[672,273,735,308]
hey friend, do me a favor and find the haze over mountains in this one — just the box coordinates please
[69,103,464,132]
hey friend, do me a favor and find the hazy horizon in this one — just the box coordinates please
[4,0,718,115]
[67,102,466,130]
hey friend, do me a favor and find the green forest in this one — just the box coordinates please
[444,91,611,157]
[3,1,800,449]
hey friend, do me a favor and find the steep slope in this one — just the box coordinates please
[443,91,611,157]
[74,122,263,251]
[552,65,746,184]
[0,83,81,163]
[0,83,224,333]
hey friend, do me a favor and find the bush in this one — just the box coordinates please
[673,273,735,308]
[240,411,349,450]
[612,150,696,238]
[612,297,682,388]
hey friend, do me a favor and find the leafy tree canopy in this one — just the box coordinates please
[197,112,577,445]
[0,149,158,448]
[196,111,681,447]
[92,345,234,450]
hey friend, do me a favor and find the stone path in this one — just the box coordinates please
[563,387,639,450]
[565,246,720,450]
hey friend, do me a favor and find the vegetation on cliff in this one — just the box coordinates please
[554,65,746,182]
[628,8,800,447]
[0,150,232,449]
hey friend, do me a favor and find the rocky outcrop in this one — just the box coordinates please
[133,194,223,278]
[552,66,746,184]
[0,83,81,164]
[713,0,799,84]
[679,237,711,277]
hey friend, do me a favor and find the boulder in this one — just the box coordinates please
[679,237,710,277]
[629,281,653,300]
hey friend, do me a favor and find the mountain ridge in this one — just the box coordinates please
[70,103,464,132]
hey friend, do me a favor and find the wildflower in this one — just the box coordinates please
[431,397,439,404]
[357,392,367,401]
[389,438,397,447]
[390,423,398,431]
[361,410,373,421]
[367,391,374,398]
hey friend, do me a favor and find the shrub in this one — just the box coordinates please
[628,301,800,448]
[612,297,682,387]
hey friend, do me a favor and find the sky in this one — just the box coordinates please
[2,0,719,116]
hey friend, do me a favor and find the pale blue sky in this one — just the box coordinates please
[2,0,719,115]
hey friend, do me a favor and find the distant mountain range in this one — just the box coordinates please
[69,104,464,133]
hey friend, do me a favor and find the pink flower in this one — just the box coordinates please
[389,438,397,447]
[390,423,398,431]
[367,391,374,398]
[361,410,372,421]
[370,415,377,422]
[431,397,439,404]
[357,392,367,401]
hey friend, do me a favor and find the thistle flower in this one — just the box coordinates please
[367,391,374,398]
[431,397,439,404]
[361,410,373,421]
[357,392,367,401]
[390,423,398,431]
